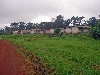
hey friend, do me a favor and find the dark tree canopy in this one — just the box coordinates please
[90,20,100,39]
[0,15,100,35]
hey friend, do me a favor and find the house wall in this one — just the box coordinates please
[83,28,90,32]
[13,31,18,34]
[60,28,65,33]
[21,30,31,34]
[78,26,91,33]
[31,29,42,34]
[40,31,44,34]
[72,26,79,34]
[31,31,34,34]
[43,30,50,34]
[50,28,54,34]
[64,28,72,34]
[36,31,40,34]
[21,25,91,35]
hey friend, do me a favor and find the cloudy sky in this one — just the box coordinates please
[0,0,100,28]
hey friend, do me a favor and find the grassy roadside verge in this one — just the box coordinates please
[7,38,56,75]
[1,34,100,75]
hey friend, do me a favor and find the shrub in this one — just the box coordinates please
[54,28,61,35]
[90,21,100,39]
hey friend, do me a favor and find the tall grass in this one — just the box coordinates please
[2,34,100,75]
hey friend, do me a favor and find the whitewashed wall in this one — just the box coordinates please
[64,28,72,34]
[50,28,54,34]
[21,30,31,34]
[72,27,79,34]
[13,31,18,34]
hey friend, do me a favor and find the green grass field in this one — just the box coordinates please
[2,34,100,75]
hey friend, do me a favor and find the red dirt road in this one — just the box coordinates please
[0,40,31,75]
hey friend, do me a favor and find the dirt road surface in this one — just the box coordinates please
[0,40,33,75]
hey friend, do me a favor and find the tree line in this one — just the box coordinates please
[0,15,99,35]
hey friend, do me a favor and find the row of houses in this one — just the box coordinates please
[13,25,91,34]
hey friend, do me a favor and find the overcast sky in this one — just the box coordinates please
[0,0,100,28]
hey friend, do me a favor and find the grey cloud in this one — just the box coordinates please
[0,0,100,28]
[74,0,100,18]
[0,0,60,23]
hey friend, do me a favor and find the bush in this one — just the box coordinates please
[90,21,100,39]
[54,28,61,35]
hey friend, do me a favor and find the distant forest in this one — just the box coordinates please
[0,15,100,34]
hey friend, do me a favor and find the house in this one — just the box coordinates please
[31,29,43,34]
[21,30,31,34]
[31,28,54,34]
[19,25,91,35]
[78,25,91,33]
[64,26,79,34]
[64,25,90,34]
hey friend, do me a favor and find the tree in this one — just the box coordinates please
[88,17,97,27]
[54,28,61,35]
[71,16,85,26]
[10,22,19,31]
[54,15,64,28]
[0,29,4,35]
[26,22,33,30]
[4,26,12,34]
[18,22,26,31]
[65,19,71,27]
[90,20,100,39]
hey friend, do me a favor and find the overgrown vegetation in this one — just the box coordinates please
[90,21,100,39]
[54,28,61,35]
[1,34,100,75]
